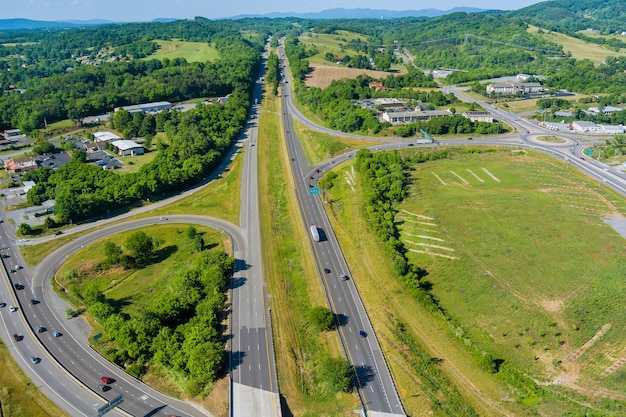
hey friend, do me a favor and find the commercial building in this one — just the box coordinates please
[111,140,144,156]
[114,101,172,115]
[4,157,38,174]
[93,131,122,143]
[382,109,451,125]
[486,82,545,95]
[462,111,493,123]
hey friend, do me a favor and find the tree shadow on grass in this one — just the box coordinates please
[153,244,178,263]
[108,296,133,314]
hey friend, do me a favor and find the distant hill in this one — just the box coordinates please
[0,18,115,31]
[508,0,626,34]
[230,7,486,20]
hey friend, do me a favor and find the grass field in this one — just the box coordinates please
[528,26,626,64]
[305,63,407,89]
[258,93,357,414]
[0,341,70,417]
[300,30,370,65]
[146,40,219,63]
[322,147,626,415]
[400,150,626,410]
[294,119,384,165]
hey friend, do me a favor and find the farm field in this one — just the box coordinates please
[146,40,219,63]
[528,25,626,64]
[399,150,626,399]
[304,63,407,89]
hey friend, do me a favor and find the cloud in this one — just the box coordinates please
[28,0,52,7]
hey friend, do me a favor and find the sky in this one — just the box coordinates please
[6,0,544,22]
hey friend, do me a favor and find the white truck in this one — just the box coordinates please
[310,225,320,242]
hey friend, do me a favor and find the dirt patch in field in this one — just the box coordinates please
[305,63,407,89]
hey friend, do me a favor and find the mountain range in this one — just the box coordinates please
[0,8,486,31]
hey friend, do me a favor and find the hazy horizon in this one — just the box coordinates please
[6,0,544,22]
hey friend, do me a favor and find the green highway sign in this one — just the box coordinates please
[310,187,319,195]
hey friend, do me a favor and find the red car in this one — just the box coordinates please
[12,333,20,342]
[100,376,114,384]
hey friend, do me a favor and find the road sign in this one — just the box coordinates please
[96,394,124,417]
[310,187,319,195]
[585,149,594,155]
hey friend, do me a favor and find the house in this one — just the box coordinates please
[3,128,22,137]
[84,142,100,153]
[93,131,121,143]
[114,101,172,115]
[368,81,389,91]
[462,111,493,123]
[4,157,38,174]
[111,140,144,156]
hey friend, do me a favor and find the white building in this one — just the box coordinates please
[486,82,545,95]
[93,131,121,143]
[114,101,172,115]
[382,109,451,125]
[111,140,144,156]
[462,111,493,123]
[600,125,625,135]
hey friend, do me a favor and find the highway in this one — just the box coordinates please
[278,42,406,417]
[0,42,280,417]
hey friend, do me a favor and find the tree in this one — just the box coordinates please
[186,225,197,239]
[18,223,32,235]
[309,306,335,331]
[193,235,204,252]
[104,241,123,264]
[125,231,154,266]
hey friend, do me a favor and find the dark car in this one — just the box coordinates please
[30,299,40,305]
[30,356,41,364]
[37,326,46,333]
[14,283,24,290]
[340,274,349,281]
[52,331,62,337]
[359,330,367,337]
[97,383,111,392]
[467,137,473,140]
[0,302,6,308]
[54,230,63,235]
[323,268,331,274]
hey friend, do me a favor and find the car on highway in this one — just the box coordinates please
[97,383,111,392]
[13,333,21,342]
[159,217,168,221]
[9,306,17,312]
[52,331,62,337]
[580,157,585,160]
[359,330,367,337]
[323,268,331,274]
[0,302,6,308]
[9,269,15,273]
[54,230,63,235]
[340,274,349,281]
[30,356,41,364]
[15,265,22,270]
[37,326,46,333]
[14,283,24,290]
[101,376,114,384]
[30,299,40,305]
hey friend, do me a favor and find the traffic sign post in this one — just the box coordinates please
[96,394,124,417]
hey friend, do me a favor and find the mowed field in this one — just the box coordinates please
[528,25,626,64]
[399,150,626,399]
[146,40,219,62]
[299,30,407,88]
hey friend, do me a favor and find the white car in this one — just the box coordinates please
[9,306,17,312]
